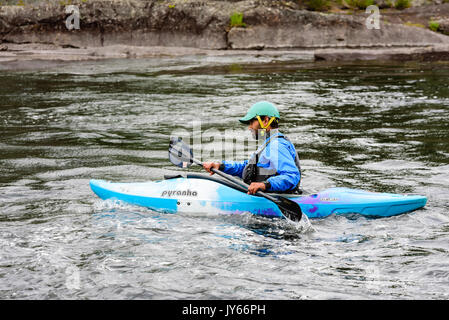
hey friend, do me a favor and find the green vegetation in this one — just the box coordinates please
[305,0,330,11]
[394,0,411,10]
[428,20,440,32]
[384,0,394,7]
[347,0,374,10]
[230,12,246,28]
[228,63,243,73]
[404,21,425,28]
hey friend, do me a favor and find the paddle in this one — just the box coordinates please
[168,137,303,222]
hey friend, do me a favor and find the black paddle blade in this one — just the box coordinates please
[275,196,303,222]
[169,137,193,168]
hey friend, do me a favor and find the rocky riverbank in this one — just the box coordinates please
[1,0,449,67]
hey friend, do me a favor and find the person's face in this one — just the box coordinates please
[248,118,261,132]
[248,117,269,139]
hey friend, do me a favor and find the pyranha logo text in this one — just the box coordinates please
[161,190,198,197]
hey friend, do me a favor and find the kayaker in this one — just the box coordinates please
[203,101,301,195]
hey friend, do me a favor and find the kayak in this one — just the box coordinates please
[89,173,427,219]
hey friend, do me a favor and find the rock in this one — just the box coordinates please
[227,6,449,49]
[435,18,449,34]
[0,44,7,51]
[0,0,448,54]
[0,0,231,49]
[314,44,449,61]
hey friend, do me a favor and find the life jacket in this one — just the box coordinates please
[242,134,302,193]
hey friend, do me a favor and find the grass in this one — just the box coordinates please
[230,12,246,28]
[346,0,374,9]
[429,20,440,32]
[404,21,425,28]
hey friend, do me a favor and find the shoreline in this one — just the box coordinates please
[2,43,449,71]
[1,0,449,69]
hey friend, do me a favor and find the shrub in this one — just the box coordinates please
[305,0,330,11]
[429,20,440,32]
[230,12,246,28]
[347,0,374,9]
[394,0,411,10]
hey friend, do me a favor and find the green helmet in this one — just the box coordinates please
[239,101,280,124]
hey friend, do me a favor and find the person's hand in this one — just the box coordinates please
[247,182,266,195]
[203,162,221,175]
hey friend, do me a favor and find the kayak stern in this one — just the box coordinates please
[291,187,427,218]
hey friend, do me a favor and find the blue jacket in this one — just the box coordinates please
[221,132,301,192]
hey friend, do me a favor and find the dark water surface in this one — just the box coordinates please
[1,56,448,299]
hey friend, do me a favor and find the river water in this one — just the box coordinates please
[1,55,448,300]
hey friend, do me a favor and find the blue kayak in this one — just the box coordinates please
[90,174,427,219]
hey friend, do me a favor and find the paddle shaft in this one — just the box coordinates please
[189,157,283,203]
